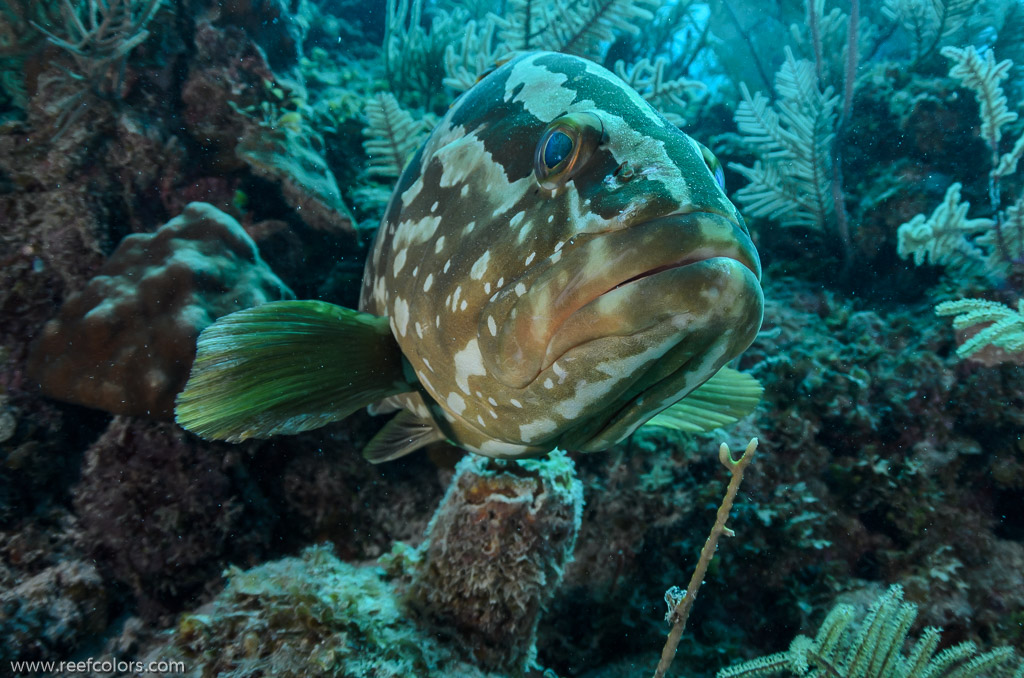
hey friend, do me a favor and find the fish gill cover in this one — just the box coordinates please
[0,0,1023,677]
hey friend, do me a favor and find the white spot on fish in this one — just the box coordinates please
[460,184,469,197]
[487,397,497,406]
[519,418,557,443]
[393,248,407,276]
[515,282,527,296]
[497,277,504,288]
[447,392,466,415]
[460,299,468,311]
[452,286,462,311]
[423,357,433,372]
[551,188,559,198]
[401,175,424,205]
[484,282,491,294]
[543,378,554,389]
[453,339,487,394]
[479,440,532,455]
[489,409,498,419]
[510,398,523,408]
[395,215,441,249]
[552,361,567,383]
[418,370,434,394]
[464,221,476,235]
[477,415,486,427]
[470,250,491,280]
[524,252,536,266]
[431,200,439,212]
[509,211,526,228]
[444,259,452,273]
[487,315,497,336]
[393,297,410,337]
[554,241,565,252]
[547,214,554,223]
[423,273,434,292]
[415,321,423,339]
[434,236,446,254]
[550,250,562,264]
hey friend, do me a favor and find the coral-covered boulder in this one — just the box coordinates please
[27,202,294,418]
[409,451,584,674]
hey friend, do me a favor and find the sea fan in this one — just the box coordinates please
[882,0,980,64]
[498,0,655,59]
[729,48,839,233]
[614,56,705,127]
[362,93,429,179]
[935,297,1024,362]
[941,45,1017,152]
[896,182,994,278]
[717,585,1022,678]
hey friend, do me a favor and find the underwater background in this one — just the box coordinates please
[1,0,1024,676]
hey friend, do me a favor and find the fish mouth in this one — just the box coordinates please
[480,211,762,390]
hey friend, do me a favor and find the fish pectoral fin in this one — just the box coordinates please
[642,367,763,433]
[175,300,414,442]
[363,409,446,463]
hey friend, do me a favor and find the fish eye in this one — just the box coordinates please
[542,132,573,169]
[534,112,604,190]
[697,141,726,191]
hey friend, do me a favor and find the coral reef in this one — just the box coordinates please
[27,202,294,419]
[1,0,1023,676]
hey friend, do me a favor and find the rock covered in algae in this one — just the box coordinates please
[408,450,584,674]
[27,202,294,419]
[138,451,583,677]
[140,545,505,678]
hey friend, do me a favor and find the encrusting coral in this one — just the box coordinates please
[27,202,293,419]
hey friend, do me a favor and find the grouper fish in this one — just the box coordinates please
[174,51,765,462]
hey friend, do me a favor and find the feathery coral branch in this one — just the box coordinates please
[362,93,429,179]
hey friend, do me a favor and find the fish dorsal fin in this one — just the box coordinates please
[175,300,414,442]
[642,367,763,433]
[363,409,446,463]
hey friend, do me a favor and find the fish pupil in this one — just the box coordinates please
[543,131,573,169]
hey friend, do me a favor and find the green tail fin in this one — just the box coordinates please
[642,367,762,433]
[363,409,446,463]
[175,300,414,442]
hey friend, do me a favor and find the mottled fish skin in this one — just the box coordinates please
[359,51,763,458]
